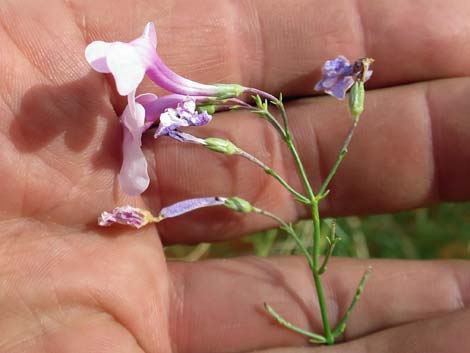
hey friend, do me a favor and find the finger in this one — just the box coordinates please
[94,0,470,95]
[7,0,468,97]
[149,77,470,244]
[168,257,469,353]
[256,309,470,353]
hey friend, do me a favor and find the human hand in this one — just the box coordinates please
[1,0,469,352]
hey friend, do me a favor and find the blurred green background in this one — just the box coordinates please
[165,203,470,261]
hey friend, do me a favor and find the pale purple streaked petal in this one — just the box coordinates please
[167,131,207,144]
[98,205,154,228]
[159,197,227,219]
[154,97,213,139]
[326,76,355,100]
[155,110,189,137]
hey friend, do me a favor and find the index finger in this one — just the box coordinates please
[9,0,469,97]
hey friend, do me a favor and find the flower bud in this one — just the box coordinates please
[223,197,255,213]
[204,138,241,155]
[349,81,365,119]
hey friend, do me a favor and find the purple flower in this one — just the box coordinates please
[118,93,194,195]
[98,197,255,228]
[315,56,373,100]
[155,97,212,139]
[98,205,155,229]
[85,23,157,96]
[86,22,244,97]
[159,197,227,219]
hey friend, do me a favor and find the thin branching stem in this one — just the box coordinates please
[332,267,372,337]
[238,150,310,204]
[318,117,360,197]
[255,208,313,269]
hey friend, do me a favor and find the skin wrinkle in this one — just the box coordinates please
[240,0,267,91]
[167,258,470,353]
[422,83,441,203]
[169,262,187,353]
[354,0,368,58]
[0,16,53,85]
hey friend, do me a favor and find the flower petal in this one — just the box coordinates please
[167,130,207,144]
[122,92,145,140]
[107,43,146,96]
[159,197,226,219]
[325,76,355,100]
[138,94,186,128]
[85,41,112,73]
[143,22,157,48]
[136,93,159,106]
[98,205,154,228]
[155,109,189,138]
[118,128,150,195]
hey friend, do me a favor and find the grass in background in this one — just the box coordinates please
[165,203,470,261]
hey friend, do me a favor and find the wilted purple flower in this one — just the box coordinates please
[315,56,373,100]
[98,205,155,228]
[159,197,227,219]
[86,22,244,97]
[155,97,212,139]
[117,92,212,195]
[98,197,255,229]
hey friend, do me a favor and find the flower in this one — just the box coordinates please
[118,93,188,195]
[117,92,213,195]
[85,23,157,96]
[155,97,212,139]
[98,205,155,228]
[159,197,227,219]
[158,196,255,219]
[86,22,244,97]
[118,91,149,195]
[98,197,255,229]
[314,56,373,100]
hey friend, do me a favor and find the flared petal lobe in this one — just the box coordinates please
[118,94,150,195]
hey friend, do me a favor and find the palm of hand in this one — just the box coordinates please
[1,1,470,353]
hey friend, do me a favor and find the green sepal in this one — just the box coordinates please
[349,81,365,119]
[204,138,241,155]
[223,197,255,213]
[214,83,245,98]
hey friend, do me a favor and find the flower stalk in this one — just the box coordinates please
[89,25,374,347]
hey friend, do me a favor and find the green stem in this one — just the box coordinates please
[277,100,334,345]
[264,303,326,344]
[278,99,291,140]
[258,108,287,139]
[255,208,313,270]
[332,267,372,337]
[238,150,310,204]
[318,117,360,197]
[319,220,338,275]
[311,200,334,344]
